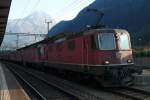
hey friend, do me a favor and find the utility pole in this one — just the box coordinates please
[45,19,52,38]
[16,34,19,49]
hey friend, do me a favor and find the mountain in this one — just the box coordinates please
[48,0,150,46]
[7,11,55,34]
[2,12,55,50]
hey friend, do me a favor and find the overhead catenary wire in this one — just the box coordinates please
[21,0,41,25]
[12,0,94,34]
[52,0,81,17]
[29,0,41,14]
[13,0,31,28]
[16,0,90,29]
[14,0,92,27]
[66,0,93,13]
[68,0,93,11]
[54,0,94,19]
[14,0,41,28]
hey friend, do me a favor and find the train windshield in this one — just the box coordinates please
[98,33,116,50]
[119,33,130,49]
[91,33,116,50]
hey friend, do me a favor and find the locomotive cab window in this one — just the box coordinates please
[91,33,116,50]
[37,45,45,56]
[119,33,130,49]
[99,33,116,50]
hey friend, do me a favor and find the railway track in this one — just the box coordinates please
[5,62,131,100]
[106,87,150,100]
[7,63,75,100]
[7,63,103,100]
[8,65,47,100]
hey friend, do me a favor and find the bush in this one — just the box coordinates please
[134,50,150,57]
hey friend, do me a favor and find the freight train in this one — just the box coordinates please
[1,28,139,86]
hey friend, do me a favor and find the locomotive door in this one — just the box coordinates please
[83,37,89,65]
[37,44,47,61]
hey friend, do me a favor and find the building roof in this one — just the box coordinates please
[0,0,12,45]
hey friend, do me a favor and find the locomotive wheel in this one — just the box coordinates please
[94,76,112,87]
[120,76,134,86]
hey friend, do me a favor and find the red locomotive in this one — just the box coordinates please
[1,28,138,86]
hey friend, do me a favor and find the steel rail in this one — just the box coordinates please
[107,87,150,100]
[8,66,47,100]
[8,63,105,100]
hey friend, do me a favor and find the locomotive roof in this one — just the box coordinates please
[17,28,129,51]
[83,28,129,35]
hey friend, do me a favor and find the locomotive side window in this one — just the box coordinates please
[119,33,130,49]
[37,45,45,56]
[99,33,116,50]
[68,40,75,50]
[91,35,99,49]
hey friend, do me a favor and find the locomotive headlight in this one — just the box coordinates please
[127,59,132,63]
[105,61,110,65]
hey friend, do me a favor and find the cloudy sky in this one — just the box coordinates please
[9,0,95,22]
